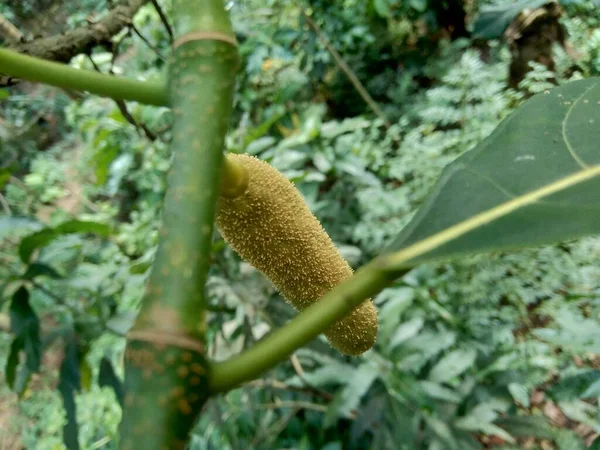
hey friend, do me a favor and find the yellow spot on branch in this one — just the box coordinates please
[178,399,192,415]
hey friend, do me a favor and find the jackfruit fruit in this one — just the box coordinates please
[216,153,378,355]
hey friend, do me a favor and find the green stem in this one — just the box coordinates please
[209,260,405,393]
[0,47,168,106]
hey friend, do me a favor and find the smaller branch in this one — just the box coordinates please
[130,24,167,61]
[0,48,168,106]
[247,378,335,403]
[251,409,296,448]
[150,0,174,43]
[88,54,158,141]
[110,28,132,71]
[258,400,328,413]
[116,99,158,140]
[290,354,305,377]
[301,10,390,127]
[0,14,24,44]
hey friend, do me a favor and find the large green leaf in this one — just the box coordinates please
[19,220,111,263]
[384,78,600,269]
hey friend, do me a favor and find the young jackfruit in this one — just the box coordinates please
[216,153,378,356]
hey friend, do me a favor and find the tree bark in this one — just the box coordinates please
[1,0,148,86]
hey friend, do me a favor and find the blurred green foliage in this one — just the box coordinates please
[1,0,600,449]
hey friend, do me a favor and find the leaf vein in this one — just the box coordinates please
[561,82,597,169]
[463,168,516,200]
[385,166,600,268]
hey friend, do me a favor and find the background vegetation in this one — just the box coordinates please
[1,0,600,449]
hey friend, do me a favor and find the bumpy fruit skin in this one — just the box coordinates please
[216,154,378,356]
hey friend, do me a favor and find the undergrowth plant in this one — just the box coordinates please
[1,1,600,449]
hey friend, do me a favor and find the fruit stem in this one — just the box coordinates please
[209,261,406,393]
[220,154,249,198]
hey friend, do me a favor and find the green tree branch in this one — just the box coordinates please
[0,48,168,106]
[118,0,239,449]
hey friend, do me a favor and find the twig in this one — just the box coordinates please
[257,400,329,413]
[290,354,305,377]
[251,409,296,448]
[87,54,157,141]
[300,9,391,127]
[247,378,336,403]
[0,13,24,44]
[110,27,132,71]
[150,0,174,43]
[115,99,157,141]
[130,23,166,61]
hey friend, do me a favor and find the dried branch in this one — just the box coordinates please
[150,0,173,43]
[130,23,166,61]
[88,54,157,141]
[1,0,149,87]
[301,10,391,127]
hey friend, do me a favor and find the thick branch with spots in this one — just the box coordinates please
[118,1,241,449]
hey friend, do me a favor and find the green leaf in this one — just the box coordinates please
[373,0,392,17]
[99,357,124,407]
[423,414,459,450]
[5,336,23,389]
[508,383,530,407]
[59,338,81,450]
[80,359,93,392]
[325,362,379,426]
[0,216,42,240]
[455,402,515,443]
[0,88,9,99]
[471,0,549,39]
[92,144,119,185]
[18,229,57,263]
[428,348,477,383]
[494,415,555,439]
[388,317,425,349]
[54,220,111,236]
[384,78,600,270]
[13,363,32,398]
[105,311,136,336]
[19,220,111,263]
[23,262,63,280]
[419,381,462,403]
[547,370,600,401]
[554,429,586,450]
[243,108,286,147]
[9,287,41,373]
